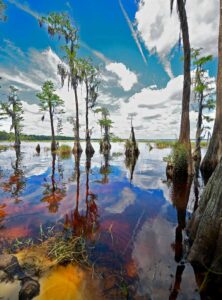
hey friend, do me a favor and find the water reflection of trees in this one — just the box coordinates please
[0,148,26,203]
[125,154,139,182]
[64,153,99,238]
[169,176,193,299]
[99,150,111,184]
[41,153,66,213]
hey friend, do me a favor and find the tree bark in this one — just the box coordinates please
[176,0,192,175]
[12,104,21,148]
[85,83,94,156]
[201,0,222,180]
[73,87,82,155]
[14,123,21,148]
[49,104,56,152]
[188,159,222,273]
[193,92,203,165]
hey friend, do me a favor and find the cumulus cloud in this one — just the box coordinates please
[135,0,219,76]
[106,62,138,91]
[0,42,216,139]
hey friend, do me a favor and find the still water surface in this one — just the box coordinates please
[0,142,201,299]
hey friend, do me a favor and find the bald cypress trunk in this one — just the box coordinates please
[73,87,82,155]
[176,0,192,176]
[188,160,222,273]
[201,0,222,181]
[85,84,95,156]
[49,104,56,152]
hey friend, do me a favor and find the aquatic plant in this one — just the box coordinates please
[47,235,89,266]
[57,144,72,159]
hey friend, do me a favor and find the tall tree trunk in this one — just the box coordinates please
[85,84,94,156]
[12,105,20,148]
[201,0,222,181]
[73,87,82,154]
[177,0,192,175]
[14,123,20,148]
[49,105,56,152]
[194,93,203,165]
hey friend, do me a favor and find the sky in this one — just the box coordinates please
[0,0,219,139]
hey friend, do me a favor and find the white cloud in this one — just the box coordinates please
[136,0,219,76]
[0,46,216,139]
[2,72,41,91]
[106,62,138,91]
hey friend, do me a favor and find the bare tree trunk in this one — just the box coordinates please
[193,93,203,165]
[201,0,222,181]
[176,0,192,175]
[85,85,94,156]
[49,105,56,152]
[73,87,82,155]
[14,123,20,148]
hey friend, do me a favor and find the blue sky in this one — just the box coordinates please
[0,0,219,138]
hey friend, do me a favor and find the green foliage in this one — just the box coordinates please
[0,130,75,141]
[98,118,113,129]
[40,13,77,43]
[40,13,80,91]
[96,107,113,129]
[192,48,216,140]
[79,58,100,109]
[37,81,64,140]
[37,81,64,112]
[111,134,123,142]
[0,86,24,143]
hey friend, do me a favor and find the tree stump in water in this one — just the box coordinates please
[36,144,40,154]
[125,126,139,160]
[85,140,95,156]
[188,160,222,274]
[100,139,111,153]
[72,141,83,155]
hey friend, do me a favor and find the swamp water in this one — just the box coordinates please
[0,142,203,299]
